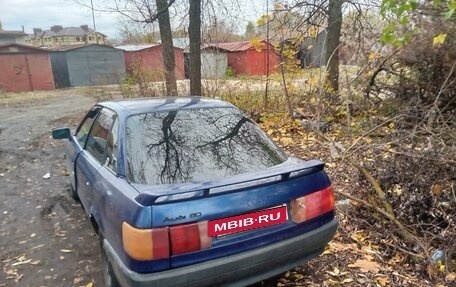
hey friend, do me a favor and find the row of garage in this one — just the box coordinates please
[0,41,278,93]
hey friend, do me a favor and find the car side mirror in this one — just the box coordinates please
[52,127,71,140]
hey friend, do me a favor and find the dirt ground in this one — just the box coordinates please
[0,91,100,287]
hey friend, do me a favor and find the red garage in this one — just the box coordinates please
[117,44,185,81]
[204,41,278,76]
[0,43,54,93]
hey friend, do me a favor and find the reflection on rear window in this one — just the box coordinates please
[126,107,287,185]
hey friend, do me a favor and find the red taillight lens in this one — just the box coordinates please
[289,186,335,224]
[170,221,212,255]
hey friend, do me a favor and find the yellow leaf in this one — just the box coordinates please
[433,33,447,46]
[308,76,319,88]
[341,278,354,283]
[348,259,381,273]
[350,231,369,243]
[249,38,265,52]
[389,253,404,264]
[322,247,332,255]
[308,26,318,38]
[85,282,93,287]
[376,276,390,286]
[280,137,294,145]
[368,52,380,60]
[432,184,442,197]
[325,162,336,168]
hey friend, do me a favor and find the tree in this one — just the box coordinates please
[202,18,242,42]
[118,19,160,44]
[341,9,385,65]
[325,0,343,92]
[189,0,202,96]
[244,21,256,39]
[377,0,456,108]
[156,0,178,96]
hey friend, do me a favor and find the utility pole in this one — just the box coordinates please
[90,0,99,44]
[264,0,270,109]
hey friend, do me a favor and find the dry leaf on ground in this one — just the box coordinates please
[348,259,381,273]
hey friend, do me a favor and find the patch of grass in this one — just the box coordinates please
[0,90,67,106]
[81,87,115,102]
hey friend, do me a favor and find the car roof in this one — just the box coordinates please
[99,96,235,115]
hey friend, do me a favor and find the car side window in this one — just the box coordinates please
[75,108,100,148]
[105,118,119,173]
[85,109,115,163]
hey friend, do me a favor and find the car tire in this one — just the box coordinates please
[100,235,121,287]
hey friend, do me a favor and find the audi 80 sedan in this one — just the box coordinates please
[52,97,338,287]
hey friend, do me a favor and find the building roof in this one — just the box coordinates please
[0,30,28,37]
[54,27,106,37]
[30,26,107,38]
[48,44,117,52]
[0,43,49,53]
[203,40,274,52]
[116,44,161,51]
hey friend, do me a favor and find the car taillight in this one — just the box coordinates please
[122,221,212,260]
[170,221,212,255]
[122,222,169,261]
[289,186,335,224]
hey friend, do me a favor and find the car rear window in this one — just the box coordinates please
[126,107,287,185]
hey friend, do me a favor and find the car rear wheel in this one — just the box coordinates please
[100,235,121,287]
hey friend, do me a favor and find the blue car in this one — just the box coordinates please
[52,97,338,287]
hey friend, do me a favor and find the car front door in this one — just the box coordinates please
[75,108,116,215]
[66,107,101,193]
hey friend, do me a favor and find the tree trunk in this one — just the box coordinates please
[156,0,177,96]
[189,0,202,96]
[326,0,343,92]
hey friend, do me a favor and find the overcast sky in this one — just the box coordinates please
[0,0,264,41]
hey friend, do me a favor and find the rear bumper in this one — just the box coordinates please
[104,218,338,287]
